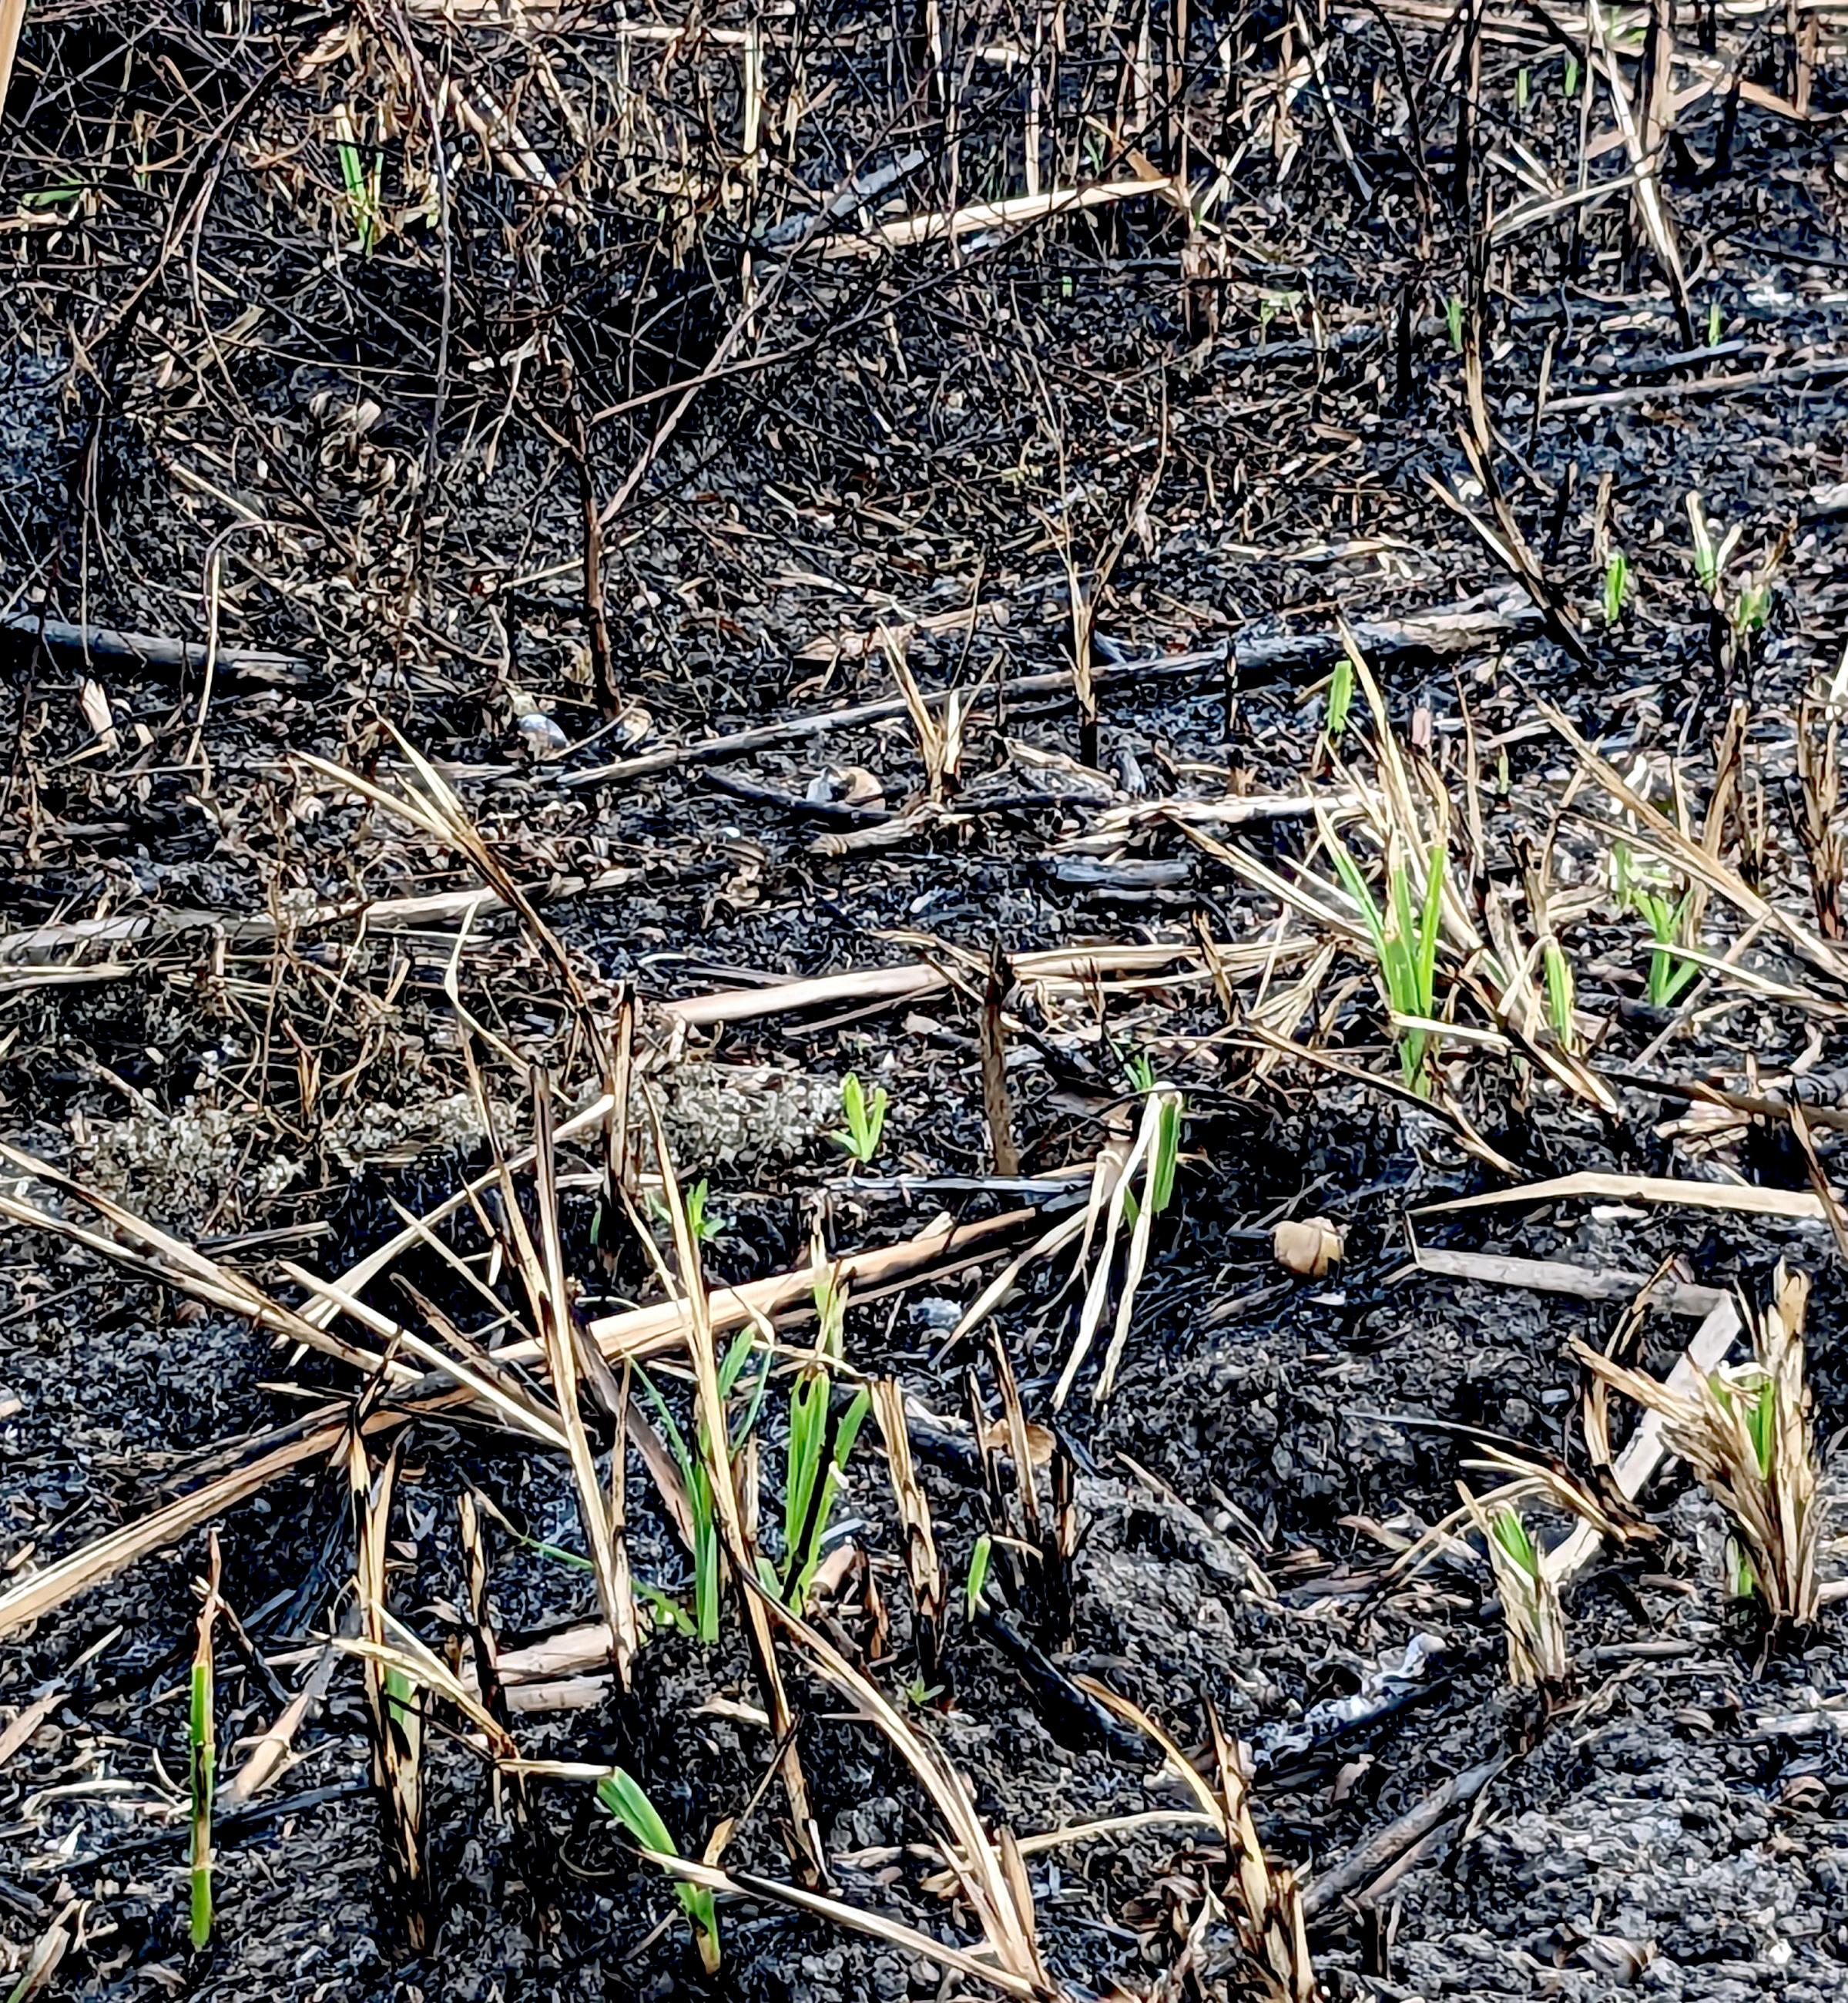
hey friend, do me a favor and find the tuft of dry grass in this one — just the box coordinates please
[1458,1490,1570,1689]
[1574,1263,1822,1627]
[1078,1682,1316,2003]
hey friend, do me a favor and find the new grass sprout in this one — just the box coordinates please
[189,1608,217,1949]
[1686,492,1742,604]
[1614,844,1700,1006]
[782,1262,870,1610]
[1464,1495,1569,1687]
[597,1768,721,1973]
[330,105,381,253]
[1602,549,1628,626]
[646,1176,722,1244]
[1326,826,1447,1092]
[639,1326,766,1644]
[831,1072,888,1163]
[1324,649,1355,741]
[1543,938,1576,1052]
[1121,1049,1183,1216]
[965,1532,994,1622]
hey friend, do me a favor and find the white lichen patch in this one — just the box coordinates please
[650,1059,840,1170]
[321,1089,492,1169]
[75,1103,300,1225]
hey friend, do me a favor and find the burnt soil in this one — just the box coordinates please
[4,7,1848,2002]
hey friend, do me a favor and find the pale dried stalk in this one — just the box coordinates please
[1078,1680,1315,2003]
[1795,687,1846,940]
[1051,1087,1181,1407]
[886,632,964,801]
[522,1073,636,1683]
[750,1581,1051,1995]
[870,1379,944,1690]
[351,1446,425,1948]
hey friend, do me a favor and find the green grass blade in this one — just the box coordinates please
[597,1770,721,1972]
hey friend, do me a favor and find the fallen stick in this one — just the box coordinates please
[1541,353,1848,415]
[1303,1756,1505,1918]
[823,175,1177,256]
[565,589,1541,788]
[664,937,1307,1030]
[1404,1245,1726,1317]
[0,871,635,966]
[0,611,309,683]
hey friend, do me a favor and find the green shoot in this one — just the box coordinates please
[1732,580,1773,636]
[1257,287,1300,342]
[647,1176,722,1244]
[782,1262,870,1610]
[1491,1507,1540,1577]
[638,1328,763,1644]
[1464,1493,1568,1687]
[1543,939,1575,1052]
[1602,549,1628,626]
[831,1072,888,1163]
[1686,492,1741,605]
[1326,827,1447,1092]
[965,1532,993,1622]
[1564,51,1579,96]
[597,1769,721,1973]
[1325,649,1354,741]
[188,1586,219,1951]
[1116,1048,1183,1220]
[1706,301,1723,348]
[330,106,381,253]
[1614,845,1699,1007]
[1445,294,1465,352]
[1516,66,1530,110]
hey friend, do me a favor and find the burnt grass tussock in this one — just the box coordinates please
[5,2,1848,1999]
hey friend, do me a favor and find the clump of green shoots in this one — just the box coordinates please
[1614,844,1699,1006]
[597,1768,721,1973]
[1325,821,1447,1092]
[831,1072,888,1163]
[639,1328,766,1644]
[781,1258,871,1610]
[1121,1048,1183,1216]
[1706,301,1724,348]
[1602,549,1628,626]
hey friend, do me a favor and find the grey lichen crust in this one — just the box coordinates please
[649,1060,841,1171]
[72,1059,840,1226]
